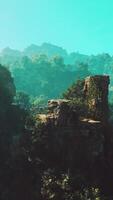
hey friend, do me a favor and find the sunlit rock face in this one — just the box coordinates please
[38,99,78,127]
[84,75,110,121]
[48,99,78,126]
[45,75,110,124]
[37,82,108,170]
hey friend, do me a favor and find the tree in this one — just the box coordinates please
[63,79,85,100]
[76,62,91,79]
[14,91,31,110]
[63,79,88,116]
[0,64,16,107]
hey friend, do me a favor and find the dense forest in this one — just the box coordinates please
[1,43,113,104]
[1,44,113,200]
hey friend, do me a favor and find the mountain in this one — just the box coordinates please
[0,43,113,84]
[23,43,68,58]
[0,43,89,67]
[0,47,21,57]
[0,47,22,67]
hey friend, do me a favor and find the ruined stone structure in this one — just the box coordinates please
[84,75,110,121]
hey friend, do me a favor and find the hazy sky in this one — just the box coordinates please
[0,0,113,54]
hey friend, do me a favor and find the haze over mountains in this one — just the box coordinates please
[0,42,113,101]
[0,42,113,73]
[0,43,88,65]
[0,42,113,70]
[0,43,67,57]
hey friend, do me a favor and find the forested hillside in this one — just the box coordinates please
[0,47,113,199]
[1,43,113,102]
[0,63,113,200]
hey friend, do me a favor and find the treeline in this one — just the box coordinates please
[1,43,113,101]
[12,55,90,99]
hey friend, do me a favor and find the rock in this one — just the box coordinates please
[84,75,110,121]
[35,75,111,170]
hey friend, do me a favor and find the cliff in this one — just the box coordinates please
[35,76,110,171]
[26,75,113,199]
[6,75,113,199]
[84,75,110,121]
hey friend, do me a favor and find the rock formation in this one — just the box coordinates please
[38,75,110,124]
[4,74,112,200]
[84,75,110,121]
[36,75,110,172]
[13,75,113,199]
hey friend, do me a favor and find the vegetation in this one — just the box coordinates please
[63,80,88,116]
[12,55,90,99]
[1,43,113,102]
[0,44,113,199]
[0,64,16,106]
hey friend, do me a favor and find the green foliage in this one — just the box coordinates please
[63,79,85,99]
[30,95,48,115]
[1,45,113,199]
[0,64,16,106]
[12,55,78,99]
[63,79,88,116]
[41,170,102,200]
[0,65,30,199]
[75,62,91,79]
[1,44,113,93]
[14,91,31,110]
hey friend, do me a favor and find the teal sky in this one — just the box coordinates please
[0,0,113,54]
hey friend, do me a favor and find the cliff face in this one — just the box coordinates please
[7,75,112,200]
[84,75,110,121]
[36,85,108,169]
[37,75,110,171]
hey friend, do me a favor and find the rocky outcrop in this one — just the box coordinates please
[35,76,112,175]
[15,75,113,199]
[84,75,110,121]
[36,93,108,172]
[38,99,78,126]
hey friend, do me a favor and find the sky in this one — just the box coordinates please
[0,0,113,54]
